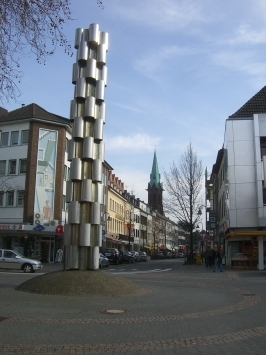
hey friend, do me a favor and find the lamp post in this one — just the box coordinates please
[128,211,132,251]
[196,221,205,262]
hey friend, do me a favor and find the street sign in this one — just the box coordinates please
[209,211,217,230]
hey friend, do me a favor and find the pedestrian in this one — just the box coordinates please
[205,247,213,267]
[213,248,223,272]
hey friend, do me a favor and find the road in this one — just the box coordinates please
[1,258,266,355]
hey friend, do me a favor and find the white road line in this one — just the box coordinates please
[109,268,172,275]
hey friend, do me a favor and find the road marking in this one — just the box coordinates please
[109,268,172,275]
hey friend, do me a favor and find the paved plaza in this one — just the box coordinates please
[0,262,266,355]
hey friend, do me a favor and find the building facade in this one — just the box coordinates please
[209,86,266,270]
[0,104,72,262]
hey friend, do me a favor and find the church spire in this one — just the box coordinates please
[150,150,161,187]
[147,150,164,215]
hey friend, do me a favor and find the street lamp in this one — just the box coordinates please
[196,222,206,262]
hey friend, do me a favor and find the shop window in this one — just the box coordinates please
[6,191,14,206]
[19,159,27,174]
[0,160,6,174]
[17,191,24,206]
[9,160,16,175]
[0,132,9,147]
[11,131,19,145]
[21,130,29,144]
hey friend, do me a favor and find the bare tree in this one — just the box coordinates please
[0,0,103,104]
[0,175,23,191]
[163,143,203,262]
[148,214,165,255]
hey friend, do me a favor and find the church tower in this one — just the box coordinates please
[148,150,164,215]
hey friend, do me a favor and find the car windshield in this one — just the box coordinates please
[14,251,24,257]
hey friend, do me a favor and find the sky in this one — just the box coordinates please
[3,0,266,205]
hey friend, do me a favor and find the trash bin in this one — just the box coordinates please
[196,251,201,265]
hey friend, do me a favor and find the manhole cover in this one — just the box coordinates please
[101,309,128,314]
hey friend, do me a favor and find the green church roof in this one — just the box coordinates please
[150,150,161,187]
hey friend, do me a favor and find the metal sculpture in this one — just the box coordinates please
[64,24,108,270]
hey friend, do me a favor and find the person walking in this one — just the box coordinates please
[213,248,223,272]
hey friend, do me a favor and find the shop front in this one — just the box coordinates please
[225,231,266,270]
[0,223,64,263]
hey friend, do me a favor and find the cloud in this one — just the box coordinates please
[133,45,195,79]
[112,0,208,32]
[212,50,266,77]
[228,24,266,45]
[106,133,161,152]
[113,103,145,113]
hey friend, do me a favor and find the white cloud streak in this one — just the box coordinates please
[106,133,161,152]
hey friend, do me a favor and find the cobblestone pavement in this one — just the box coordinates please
[0,262,266,355]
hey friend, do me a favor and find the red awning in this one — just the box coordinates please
[105,234,121,244]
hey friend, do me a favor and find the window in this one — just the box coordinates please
[263,183,266,205]
[64,165,68,181]
[9,160,16,174]
[11,131,19,145]
[6,191,14,206]
[0,160,6,175]
[19,159,27,174]
[17,191,24,206]
[62,195,66,210]
[65,138,69,152]
[21,130,29,144]
[0,132,9,147]
[3,250,15,258]
[0,192,4,206]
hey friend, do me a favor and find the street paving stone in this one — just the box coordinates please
[0,262,266,354]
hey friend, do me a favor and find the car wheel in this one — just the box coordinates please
[23,264,33,273]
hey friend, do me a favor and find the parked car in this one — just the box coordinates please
[130,251,140,262]
[120,251,135,263]
[0,249,43,273]
[138,251,149,262]
[178,252,185,258]
[99,253,109,268]
[103,248,122,265]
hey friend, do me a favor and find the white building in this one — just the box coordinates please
[210,86,266,270]
[0,103,72,262]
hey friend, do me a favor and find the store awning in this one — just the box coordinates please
[105,234,121,244]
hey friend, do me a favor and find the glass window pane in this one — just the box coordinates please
[21,130,29,144]
[19,159,27,173]
[1,132,9,147]
[0,160,6,174]
[7,191,14,206]
[11,131,19,145]
[9,160,16,174]
[17,191,24,206]
[0,192,4,206]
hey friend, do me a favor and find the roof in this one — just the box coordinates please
[0,103,71,127]
[229,86,266,118]
[149,150,161,187]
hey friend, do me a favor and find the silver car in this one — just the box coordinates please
[0,249,43,273]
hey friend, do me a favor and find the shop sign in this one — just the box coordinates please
[33,224,45,232]
[0,224,24,230]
